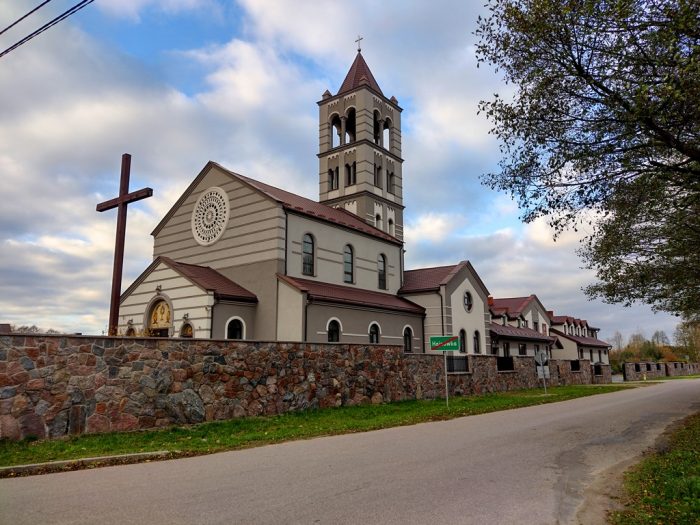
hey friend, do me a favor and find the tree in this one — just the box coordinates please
[674,320,700,361]
[611,330,624,351]
[651,330,670,346]
[475,0,700,319]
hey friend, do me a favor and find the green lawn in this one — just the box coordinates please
[610,412,700,525]
[0,385,628,469]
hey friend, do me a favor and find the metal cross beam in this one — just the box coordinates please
[355,34,363,52]
[96,153,153,336]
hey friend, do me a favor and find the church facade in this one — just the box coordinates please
[119,51,611,363]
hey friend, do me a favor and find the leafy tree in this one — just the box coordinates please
[475,0,700,318]
[611,330,624,351]
[674,320,700,361]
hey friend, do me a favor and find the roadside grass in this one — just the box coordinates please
[655,374,700,381]
[610,412,700,525]
[0,384,628,468]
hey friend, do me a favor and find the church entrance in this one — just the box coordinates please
[148,299,171,337]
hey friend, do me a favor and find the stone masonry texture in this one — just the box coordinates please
[1,335,613,441]
[622,361,700,381]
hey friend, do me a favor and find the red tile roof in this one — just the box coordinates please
[279,275,424,314]
[161,257,257,302]
[550,328,611,348]
[490,323,557,343]
[337,52,383,96]
[400,264,460,293]
[490,296,533,318]
[221,167,401,245]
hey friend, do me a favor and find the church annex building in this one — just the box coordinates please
[119,51,611,365]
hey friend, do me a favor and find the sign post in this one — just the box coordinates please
[430,336,459,407]
[535,350,549,394]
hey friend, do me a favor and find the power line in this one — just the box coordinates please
[0,0,95,60]
[0,0,53,37]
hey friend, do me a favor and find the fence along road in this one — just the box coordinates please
[1,380,699,525]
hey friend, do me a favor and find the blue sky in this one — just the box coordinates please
[0,0,679,342]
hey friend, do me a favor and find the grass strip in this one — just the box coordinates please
[1,385,627,468]
[610,412,700,525]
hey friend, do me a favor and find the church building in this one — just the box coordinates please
[118,50,609,363]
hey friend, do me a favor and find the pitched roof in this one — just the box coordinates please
[400,264,460,293]
[550,328,611,348]
[337,51,383,96]
[160,257,257,302]
[278,275,424,315]
[490,322,557,343]
[226,166,401,246]
[490,296,532,318]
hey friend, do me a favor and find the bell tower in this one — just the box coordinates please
[318,49,404,241]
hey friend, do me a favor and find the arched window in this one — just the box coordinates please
[330,114,342,148]
[302,234,314,275]
[403,327,413,353]
[388,172,395,194]
[388,219,394,236]
[459,329,467,353]
[226,318,244,340]
[463,291,473,312]
[343,245,354,283]
[345,164,352,187]
[375,214,382,230]
[374,164,382,187]
[345,107,356,143]
[148,299,171,337]
[351,161,357,185]
[383,118,392,149]
[328,169,335,190]
[373,110,382,144]
[328,320,340,342]
[369,323,380,344]
[378,254,387,289]
[473,331,481,354]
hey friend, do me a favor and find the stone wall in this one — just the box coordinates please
[622,361,700,381]
[1,334,609,441]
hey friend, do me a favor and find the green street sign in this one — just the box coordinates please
[430,336,459,351]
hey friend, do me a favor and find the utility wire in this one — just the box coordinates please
[0,0,53,37]
[0,0,95,60]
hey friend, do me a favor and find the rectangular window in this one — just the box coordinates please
[503,342,511,357]
[518,343,527,356]
[533,321,539,332]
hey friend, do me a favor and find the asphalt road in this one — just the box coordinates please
[2,380,699,525]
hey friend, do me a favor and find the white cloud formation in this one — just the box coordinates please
[0,1,679,343]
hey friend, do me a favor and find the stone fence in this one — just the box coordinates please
[622,361,700,381]
[1,335,610,441]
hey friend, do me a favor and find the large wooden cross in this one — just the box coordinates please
[96,154,153,336]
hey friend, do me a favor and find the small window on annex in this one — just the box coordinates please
[302,234,314,276]
[343,245,354,283]
[518,343,527,356]
[473,331,481,354]
[369,323,380,344]
[463,291,473,312]
[377,254,387,289]
[459,329,467,353]
[403,327,413,353]
[327,320,340,342]
[226,319,244,340]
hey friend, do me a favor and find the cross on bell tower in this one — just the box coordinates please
[317,51,405,241]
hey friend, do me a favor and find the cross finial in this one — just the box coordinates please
[355,34,363,52]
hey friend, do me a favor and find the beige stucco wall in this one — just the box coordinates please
[306,303,423,350]
[447,270,489,355]
[217,259,283,341]
[276,279,304,342]
[118,262,213,338]
[153,165,286,269]
[286,213,402,293]
[211,302,257,340]
[399,291,443,351]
